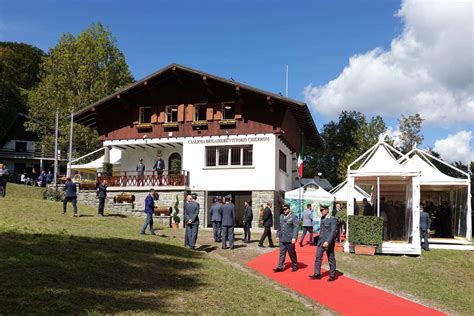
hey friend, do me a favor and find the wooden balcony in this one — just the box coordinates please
[97,170,189,188]
[0,148,65,161]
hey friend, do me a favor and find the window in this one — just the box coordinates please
[166,105,178,122]
[194,103,207,121]
[222,102,235,120]
[206,145,253,167]
[15,141,27,152]
[139,107,152,124]
[279,150,287,172]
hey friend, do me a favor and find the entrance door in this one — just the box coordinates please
[207,191,252,228]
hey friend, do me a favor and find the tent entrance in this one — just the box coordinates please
[421,186,469,240]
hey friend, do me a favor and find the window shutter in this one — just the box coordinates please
[235,102,243,120]
[206,104,213,121]
[158,108,165,123]
[178,104,185,122]
[213,103,222,120]
[151,107,158,123]
[186,104,194,122]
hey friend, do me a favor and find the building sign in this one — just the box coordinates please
[187,136,271,145]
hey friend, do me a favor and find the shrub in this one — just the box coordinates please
[348,215,383,246]
[335,209,347,224]
[172,195,180,223]
[43,187,64,201]
[102,162,113,176]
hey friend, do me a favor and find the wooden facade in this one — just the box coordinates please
[75,64,320,151]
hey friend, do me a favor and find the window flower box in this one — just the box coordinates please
[219,119,236,126]
[136,123,152,130]
[191,120,208,127]
[162,122,179,129]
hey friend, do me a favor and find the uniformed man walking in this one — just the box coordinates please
[221,195,235,249]
[209,197,223,242]
[310,204,338,281]
[140,188,156,235]
[300,203,314,247]
[184,194,200,249]
[420,204,432,251]
[243,200,253,243]
[274,204,299,272]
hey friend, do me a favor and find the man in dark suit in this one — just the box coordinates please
[420,204,432,251]
[97,179,107,217]
[310,204,338,281]
[274,204,299,272]
[0,164,9,198]
[243,200,253,243]
[136,158,146,186]
[152,155,165,186]
[184,194,200,249]
[362,198,374,216]
[140,188,156,235]
[62,177,78,216]
[221,195,235,249]
[258,201,274,247]
[209,197,223,242]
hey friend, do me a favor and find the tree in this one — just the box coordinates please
[0,42,44,141]
[26,22,133,158]
[398,113,424,153]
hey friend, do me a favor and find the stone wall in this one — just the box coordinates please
[252,190,279,228]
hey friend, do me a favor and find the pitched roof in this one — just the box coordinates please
[74,63,320,143]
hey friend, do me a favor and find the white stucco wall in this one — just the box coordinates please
[274,137,294,192]
[120,147,182,173]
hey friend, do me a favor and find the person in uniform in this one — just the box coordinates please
[136,158,146,186]
[258,201,274,247]
[209,197,223,242]
[152,155,165,186]
[221,195,235,249]
[243,200,253,243]
[97,179,108,217]
[184,194,200,249]
[310,204,338,281]
[274,204,299,272]
[300,203,314,247]
[420,204,432,251]
[140,188,156,235]
[63,177,78,216]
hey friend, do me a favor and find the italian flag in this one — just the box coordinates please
[298,134,304,177]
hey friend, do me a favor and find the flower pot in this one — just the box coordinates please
[354,244,376,256]
[335,243,344,253]
[171,223,180,229]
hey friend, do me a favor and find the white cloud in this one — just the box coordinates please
[304,0,474,125]
[383,126,402,148]
[433,130,474,164]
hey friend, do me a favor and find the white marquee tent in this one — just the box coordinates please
[70,148,122,174]
[330,180,371,203]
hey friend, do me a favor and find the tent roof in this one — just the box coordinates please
[404,153,469,186]
[285,182,334,200]
[349,141,419,177]
[71,148,122,173]
[330,180,371,202]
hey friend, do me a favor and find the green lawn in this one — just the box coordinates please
[0,184,315,315]
[337,247,474,315]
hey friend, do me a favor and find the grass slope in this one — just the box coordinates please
[0,184,314,315]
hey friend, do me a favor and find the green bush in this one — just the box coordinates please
[102,162,113,176]
[43,187,64,201]
[172,195,180,223]
[335,209,347,224]
[348,215,383,246]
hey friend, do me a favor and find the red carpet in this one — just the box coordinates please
[246,237,446,316]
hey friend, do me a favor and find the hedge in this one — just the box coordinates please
[348,215,384,246]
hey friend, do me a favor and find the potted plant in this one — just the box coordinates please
[171,194,181,229]
[102,162,113,176]
[334,209,347,253]
[347,215,383,255]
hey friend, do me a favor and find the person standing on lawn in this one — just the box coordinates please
[243,200,253,243]
[184,194,200,249]
[274,204,299,272]
[209,196,223,242]
[310,204,338,281]
[63,177,78,216]
[420,204,432,251]
[300,204,314,247]
[258,201,274,248]
[0,164,9,198]
[221,195,236,249]
[140,188,156,235]
[97,179,108,217]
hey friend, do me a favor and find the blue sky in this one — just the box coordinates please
[1,0,472,160]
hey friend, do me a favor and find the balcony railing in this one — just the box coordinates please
[0,148,64,160]
[97,170,189,187]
